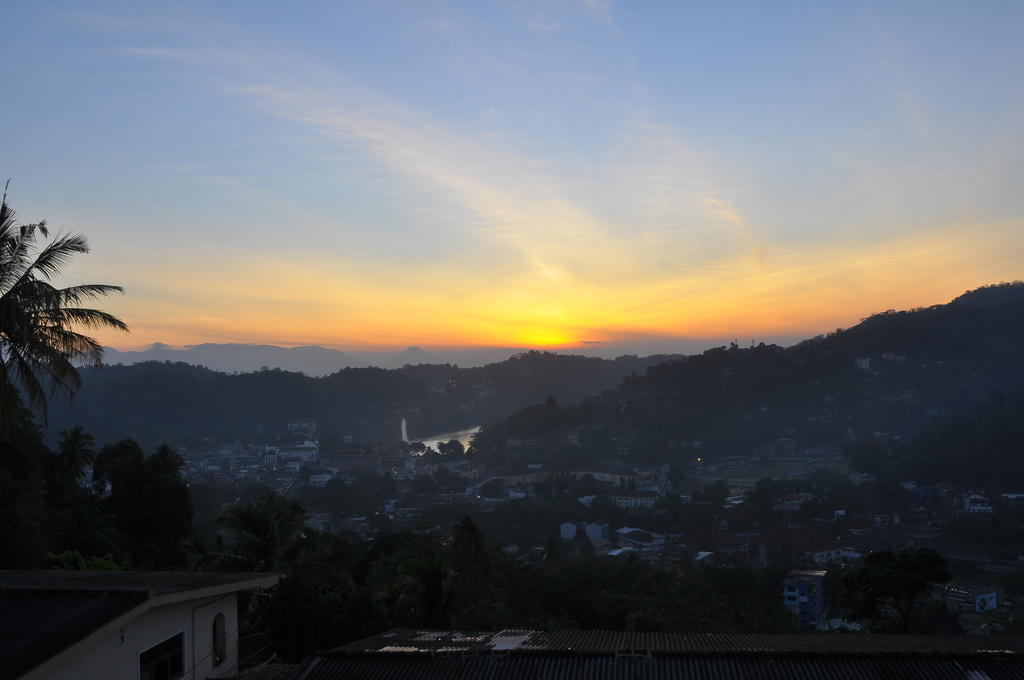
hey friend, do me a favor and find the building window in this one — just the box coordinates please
[213,612,227,666]
[140,632,183,680]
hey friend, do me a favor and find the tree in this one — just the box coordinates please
[449,517,495,626]
[411,473,436,495]
[0,187,127,430]
[47,426,96,507]
[141,444,193,566]
[265,562,358,662]
[92,439,192,567]
[56,426,95,483]
[149,443,184,477]
[443,439,465,457]
[395,549,454,628]
[841,440,892,478]
[0,397,55,567]
[200,492,310,572]
[842,548,952,632]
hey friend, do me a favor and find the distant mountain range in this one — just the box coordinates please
[97,342,552,374]
[102,343,357,376]
[72,282,1024,460]
[101,337,794,376]
[100,343,581,375]
[48,350,683,449]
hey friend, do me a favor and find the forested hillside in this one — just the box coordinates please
[44,351,680,448]
[472,283,1024,470]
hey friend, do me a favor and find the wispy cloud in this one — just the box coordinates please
[58,9,188,33]
[116,46,193,59]
[580,0,614,25]
[600,120,765,267]
[579,0,622,38]
[527,13,561,31]
[89,5,1024,351]
[233,83,618,280]
[233,78,763,292]
[424,17,459,33]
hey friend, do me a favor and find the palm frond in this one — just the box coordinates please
[0,192,127,430]
[24,232,89,281]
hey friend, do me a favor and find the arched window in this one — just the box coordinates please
[212,613,226,666]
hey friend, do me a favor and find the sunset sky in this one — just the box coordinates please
[3,1,1023,355]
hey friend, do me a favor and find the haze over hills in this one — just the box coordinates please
[101,339,794,375]
[474,282,1024,470]
[102,343,358,376]
[57,282,1024,457]
[101,343,575,374]
[47,351,682,449]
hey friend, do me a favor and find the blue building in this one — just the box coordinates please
[783,569,828,630]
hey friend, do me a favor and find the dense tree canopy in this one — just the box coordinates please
[0,400,191,570]
[842,548,954,633]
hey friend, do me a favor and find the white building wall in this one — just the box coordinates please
[32,593,239,680]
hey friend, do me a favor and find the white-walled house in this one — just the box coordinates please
[0,570,279,680]
[609,491,658,509]
[961,491,994,514]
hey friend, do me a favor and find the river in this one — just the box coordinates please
[415,426,481,452]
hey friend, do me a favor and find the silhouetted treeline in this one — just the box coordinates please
[43,351,678,448]
[472,283,1024,465]
[194,495,965,662]
[0,399,192,570]
[893,390,1024,487]
[189,495,795,662]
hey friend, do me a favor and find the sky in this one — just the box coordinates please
[2,1,1023,356]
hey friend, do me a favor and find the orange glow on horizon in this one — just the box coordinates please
[85,218,1023,353]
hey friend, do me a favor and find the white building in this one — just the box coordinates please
[609,492,658,509]
[277,439,320,463]
[560,521,611,544]
[1,570,279,680]
[615,527,664,547]
[309,473,334,488]
[584,522,610,543]
[962,492,994,514]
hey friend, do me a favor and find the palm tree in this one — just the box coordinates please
[56,425,96,483]
[149,443,185,477]
[0,185,127,430]
[195,493,311,572]
[396,549,455,628]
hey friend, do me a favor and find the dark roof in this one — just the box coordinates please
[0,570,280,679]
[225,663,301,680]
[0,589,147,679]
[296,654,1024,680]
[336,629,1024,656]
[0,569,276,595]
[293,629,1024,680]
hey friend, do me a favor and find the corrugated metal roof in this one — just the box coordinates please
[224,663,301,680]
[336,628,1024,657]
[294,654,1024,680]
[298,629,1024,679]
